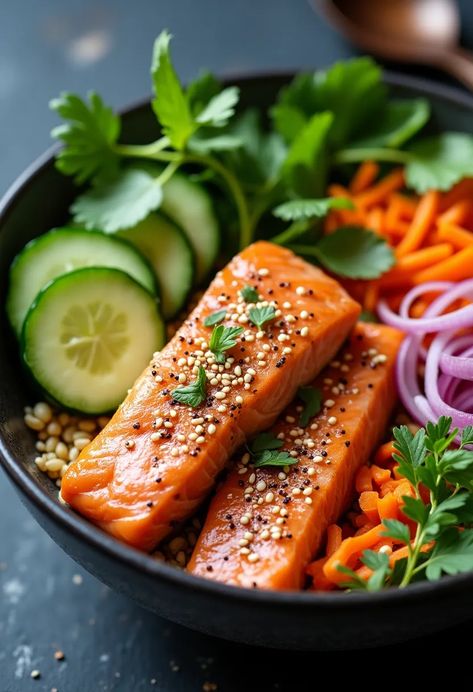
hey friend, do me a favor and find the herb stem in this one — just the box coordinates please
[334,147,413,165]
[271,220,309,245]
[286,244,321,261]
[185,153,252,249]
[113,139,180,162]
[156,160,182,187]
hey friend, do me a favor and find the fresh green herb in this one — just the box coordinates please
[282,112,333,197]
[405,133,473,193]
[250,432,284,454]
[172,366,207,407]
[203,309,227,327]
[273,197,353,222]
[209,325,243,363]
[341,417,473,591]
[50,91,121,184]
[248,305,276,330]
[359,310,378,323]
[71,169,163,232]
[298,386,322,427]
[349,99,430,149]
[291,227,395,280]
[253,449,298,468]
[240,285,260,303]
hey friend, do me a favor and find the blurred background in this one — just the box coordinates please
[1,1,473,690]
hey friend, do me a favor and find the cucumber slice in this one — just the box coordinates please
[7,228,157,337]
[22,267,165,414]
[119,214,194,319]
[161,172,219,284]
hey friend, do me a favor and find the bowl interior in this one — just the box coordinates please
[2,72,473,594]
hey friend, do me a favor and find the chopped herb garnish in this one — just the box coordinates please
[240,285,260,303]
[172,366,207,407]
[297,386,322,427]
[253,449,297,468]
[204,309,227,327]
[248,305,276,329]
[250,432,284,454]
[209,325,244,363]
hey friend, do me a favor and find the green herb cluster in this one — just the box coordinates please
[340,418,473,591]
[52,32,473,281]
[249,432,296,469]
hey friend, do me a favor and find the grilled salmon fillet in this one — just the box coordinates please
[188,322,403,589]
[61,241,360,551]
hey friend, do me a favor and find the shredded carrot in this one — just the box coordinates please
[374,441,395,465]
[363,282,379,311]
[323,525,385,584]
[440,178,473,210]
[437,222,473,249]
[438,199,472,226]
[396,190,440,257]
[326,524,342,556]
[349,161,379,194]
[354,168,405,210]
[413,246,473,283]
[359,491,379,523]
[366,207,385,236]
[327,183,351,199]
[355,466,373,493]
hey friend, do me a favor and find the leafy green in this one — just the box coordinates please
[50,91,121,184]
[461,426,473,448]
[71,169,162,232]
[253,449,297,468]
[203,309,227,327]
[425,529,473,580]
[209,325,243,363]
[406,133,473,193]
[381,518,411,545]
[359,310,378,323]
[195,87,239,128]
[248,305,276,329]
[296,227,395,280]
[297,386,322,427]
[273,197,353,222]
[150,30,195,150]
[240,285,260,303]
[186,71,221,115]
[250,432,284,454]
[282,112,333,197]
[351,99,430,149]
[172,366,207,407]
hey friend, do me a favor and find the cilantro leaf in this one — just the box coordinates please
[209,325,243,363]
[50,91,121,184]
[350,99,430,149]
[301,227,395,280]
[248,305,276,329]
[406,133,473,193]
[381,518,411,545]
[240,285,260,303]
[273,197,353,222]
[425,529,473,581]
[195,87,239,128]
[172,366,207,408]
[298,386,322,427]
[271,103,308,144]
[250,432,284,454]
[204,309,227,327]
[71,169,162,232]
[187,71,221,115]
[282,112,333,197]
[253,449,297,468]
[151,30,195,150]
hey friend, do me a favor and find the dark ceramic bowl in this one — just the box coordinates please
[2,73,473,651]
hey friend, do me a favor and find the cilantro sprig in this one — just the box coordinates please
[172,366,207,407]
[240,285,260,303]
[248,305,276,330]
[249,432,297,469]
[340,417,473,591]
[297,386,322,427]
[209,325,243,363]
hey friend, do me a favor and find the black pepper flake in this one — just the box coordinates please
[345,441,351,447]
[340,407,346,412]
[225,513,232,520]
[283,497,291,504]
[224,556,229,561]
[151,370,157,376]
[206,565,213,572]
[368,383,374,388]
[132,422,141,430]
[147,501,154,508]
[230,522,236,529]
[238,480,244,487]
[155,477,162,483]
[322,451,328,457]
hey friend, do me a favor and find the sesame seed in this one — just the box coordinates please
[248,473,256,484]
[265,492,274,503]
[305,497,313,505]
[125,440,135,450]
[303,487,313,496]
[308,468,316,476]
[300,326,309,337]
[196,436,205,444]
[295,286,305,295]
[215,391,226,400]
[258,267,269,276]
[217,405,227,413]
[314,455,324,463]
[240,547,250,555]
[189,432,198,441]
[207,423,216,435]
[239,538,249,547]
[324,399,335,408]
[261,529,270,540]
[171,448,179,457]
[300,310,309,319]
[328,416,337,425]
[30,670,41,679]
[248,552,259,562]
[240,515,250,525]
[256,480,266,492]
[282,347,292,355]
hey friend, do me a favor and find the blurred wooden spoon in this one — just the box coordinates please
[314,0,473,90]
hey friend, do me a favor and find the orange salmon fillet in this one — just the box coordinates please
[188,323,403,589]
[61,241,360,551]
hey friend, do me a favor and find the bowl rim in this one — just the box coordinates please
[2,69,473,610]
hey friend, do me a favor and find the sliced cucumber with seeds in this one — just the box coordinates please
[22,267,165,414]
[119,213,194,319]
[7,228,157,337]
[161,172,219,284]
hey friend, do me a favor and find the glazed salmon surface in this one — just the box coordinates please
[61,241,360,551]
[188,323,403,589]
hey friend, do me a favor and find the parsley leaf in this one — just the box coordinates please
[350,99,430,149]
[298,386,322,427]
[203,309,227,327]
[295,227,395,280]
[71,169,162,232]
[282,112,333,197]
[186,71,221,115]
[209,325,243,363]
[250,432,284,454]
[381,518,411,545]
[151,30,195,150]
[273,197,353,221]
[461,426,473,448]
[50,91,121,184]
[172,366,207,408]
[406,133,473,193]
[248,305,276,329]
[425,529,473,581]
[195,87,240,128]
[253,449,297,468]
[240,285,260,303]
